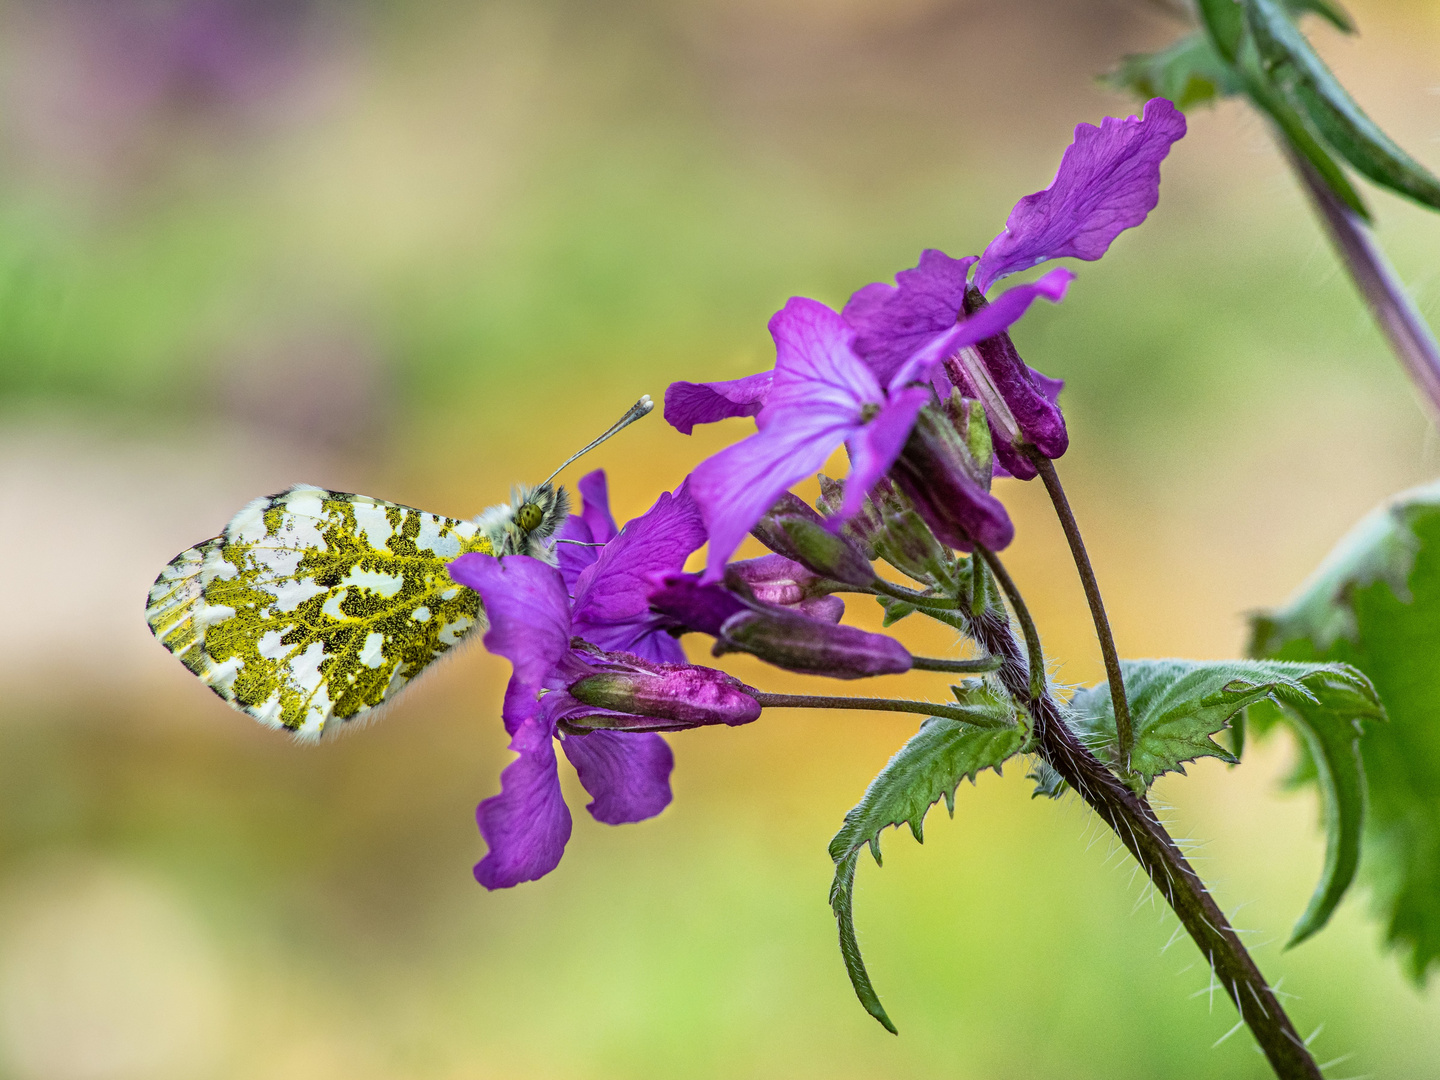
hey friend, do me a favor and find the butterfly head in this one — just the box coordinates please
[477,482,572,562]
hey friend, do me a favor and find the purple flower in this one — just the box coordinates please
[688,297,932,580]
[649,572,911,679]
[447,482,732,889]
[666,98,1185,483]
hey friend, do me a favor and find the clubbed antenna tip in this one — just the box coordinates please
[540,395,655,487]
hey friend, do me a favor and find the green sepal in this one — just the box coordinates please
[1251,480,1440,980]
[828,704,1023,1034]
[1246,0,1440,211]
[877,595,916,627]
[1104,32,1243,110]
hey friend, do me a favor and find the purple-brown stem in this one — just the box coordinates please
[973,547,1322,1080]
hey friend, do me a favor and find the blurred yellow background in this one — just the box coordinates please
[2,1,1439,1077]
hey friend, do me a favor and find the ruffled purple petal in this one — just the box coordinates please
[561,730,674,825]
[664,371,774,435]
[474,713,572,889]
[839,386,930,520]
[974,98,1186,293]
[570,483,708,660]
[762,297,884,419]
[448,554,572,732]
[843,251,977,385]
[889,268,1074,391]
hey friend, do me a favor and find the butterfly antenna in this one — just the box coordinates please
[539,395,654,487]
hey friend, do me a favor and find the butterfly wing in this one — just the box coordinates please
[146,484,493,739]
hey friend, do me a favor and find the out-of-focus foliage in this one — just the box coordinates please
[1252,483,1440,980]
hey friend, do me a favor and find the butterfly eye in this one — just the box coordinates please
[516,503,544,532]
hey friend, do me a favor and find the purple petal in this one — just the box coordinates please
[843,251,977,386]
[647,572,749,636]
[474,714,572,889]
[577,469,618,545]
[691,422,852,582]
[448,554,571,732]
[797,594,845,622]
[572,483,708,655]
[839,386,930,520]
[664,371,774,435]
[889,268,1075,391]
[974,98,1186,293]
[726,553,831,607]
[561,730,674,825]
[556,516,596,595]
[762,297,883,420]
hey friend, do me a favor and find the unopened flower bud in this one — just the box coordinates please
[567,663,761,729]
[890,397,1014,552]
[773,514,875,588]
[865,476,954,583]
[750,491,827,563]
[725,554,846,615]
[714,607,911,679]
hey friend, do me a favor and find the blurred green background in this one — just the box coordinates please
[1,1,1439,1077]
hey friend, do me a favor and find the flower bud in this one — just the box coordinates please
[889,396,1014,552]
[567,662,761,728]
[714,607,912,679]
[862,476,954,584]
[775,515,875,588]
[725,554,846,615]
[750,491,827,563]
[945,284,1068,480]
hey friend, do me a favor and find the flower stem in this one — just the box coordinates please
[1027,452,1136,772]
[1283,141,1440,420]
[750,692,1011,728]
[910,655,1002,674]
[869,579,957,608]
[967,550,1322,1080]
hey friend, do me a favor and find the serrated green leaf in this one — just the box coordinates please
[1251,480,1440,980]
[1104,33,1243,111]
[1072,659,1380,945]
[1247,676,1381,946]
[1026,757,1067,800]
[1065,659,1367,786]
[828,709,1023,1033]
[1246,0,1440,211]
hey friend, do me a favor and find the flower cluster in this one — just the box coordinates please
[455,98,1185,887]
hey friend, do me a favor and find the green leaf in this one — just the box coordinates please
[1251,480,1440,979]
[1234,34,1371,219]
[1071,659,1380,945]
[1246,0,1440,211]
[1026,757,1067,800]
[1104,33,1244,110]
[1197,0,1244,62]
[1284,0,1356,33]
[828,706,1023,1033]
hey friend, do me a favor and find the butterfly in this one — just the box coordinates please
[146,396,652,739]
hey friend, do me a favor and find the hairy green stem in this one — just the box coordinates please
[1028,453,1136,771]
[969,550,1322,1080]
[750,692,1010,728]
[1284,141,1440,421]
[910,655,1001,674]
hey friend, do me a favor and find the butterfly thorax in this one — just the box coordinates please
[476,482,571,561]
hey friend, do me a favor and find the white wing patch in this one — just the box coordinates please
[146,485,494,739]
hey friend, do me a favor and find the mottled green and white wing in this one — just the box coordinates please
[146,484,492,739]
